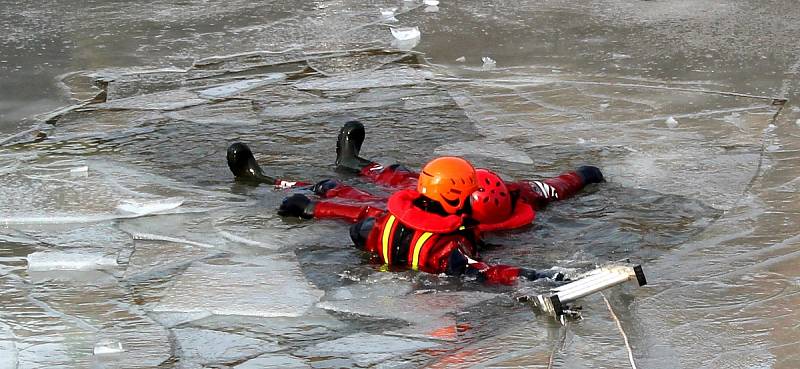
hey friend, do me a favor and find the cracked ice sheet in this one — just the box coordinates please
[443,75,779,210]
[0,158,226,225]
[151,254,324,318]
[0,273,171,369]
[317,277,497,340]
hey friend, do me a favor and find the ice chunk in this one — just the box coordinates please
[455,56,466,63]
[27,251,117,271]
[379,7,398,22]
[481,56,497,70]
[116,197,184,215]
[93,339,124,355]
[69,166,88,177]
[390,26,421,50]
[391,26,421,41]
[234,354,310,369]
[197,74,285,99]
[173,328,280,365]
[424,0,440,5]
[665,116,679,128]
[424,5,439,12]
[152,256,324,318]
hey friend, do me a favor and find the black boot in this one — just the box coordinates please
[335,121,375,173]
[226,142,278,184]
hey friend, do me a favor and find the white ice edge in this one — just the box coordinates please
[0,198,186,225]
[149,305,304,318]
[27,251,118,271]
[129,233,217,249]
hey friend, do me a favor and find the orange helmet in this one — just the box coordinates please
[418,156,478,214]
[470,169,513,224]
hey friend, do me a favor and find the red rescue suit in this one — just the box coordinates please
[348,189,536,285]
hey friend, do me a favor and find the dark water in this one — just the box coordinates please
[2,1,799,368]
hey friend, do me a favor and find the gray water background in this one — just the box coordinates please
[1,0,799,368]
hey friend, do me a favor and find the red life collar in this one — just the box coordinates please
[386,190,465,233]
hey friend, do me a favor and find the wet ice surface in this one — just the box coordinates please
[2,0,799,368]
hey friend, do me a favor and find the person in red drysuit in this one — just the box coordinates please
[227,121,604,284]
[228,121,603,233]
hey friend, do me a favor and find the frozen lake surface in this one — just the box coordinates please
[1,0,799,368]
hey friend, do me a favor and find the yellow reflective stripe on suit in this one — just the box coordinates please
[411,232,433,271]
[381,215,397,264]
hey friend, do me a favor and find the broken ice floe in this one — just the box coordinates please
[27,251,117,271]
[152,256,324,318]
[456,56,466,63]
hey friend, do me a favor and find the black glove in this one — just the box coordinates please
[576,166,604,184]
[311,179,340,197]
[278,194,315,219]
[519,268,568,282]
